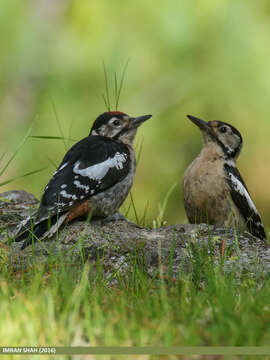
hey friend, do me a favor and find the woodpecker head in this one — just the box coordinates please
[187,115,243,160]
[90,111,152,145]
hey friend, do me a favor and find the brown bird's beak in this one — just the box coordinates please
[129,114,152,128]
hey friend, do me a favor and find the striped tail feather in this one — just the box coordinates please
[14,213,68,249]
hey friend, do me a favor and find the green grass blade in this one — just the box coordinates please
[0,151,7,165]
[0,167,47,187]
[50,97,68,151]
[135,138,144,166]
[29,135,77,142]
[116,59,130,110]
[140,200,150,227]
[0,125,33,178]
[102,61,111,111]
[114,72,118,110]
[129,192,139,224]
[67,118,75,147]
[153,182,177,228]
[102,94,110,111]
[123,199,132,218]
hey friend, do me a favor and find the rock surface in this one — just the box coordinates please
[0,190,270,279]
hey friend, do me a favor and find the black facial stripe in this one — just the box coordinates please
[206,130,231,156]
[227,146,241,159]
[216,137,233,158]
[216,137,241,159]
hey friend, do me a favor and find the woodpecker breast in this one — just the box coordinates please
[183,143,244,227]
[90,146,136,217]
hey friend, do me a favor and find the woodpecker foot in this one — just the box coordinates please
[101,212,127,224]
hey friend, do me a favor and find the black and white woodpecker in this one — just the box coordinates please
[183,114,266,241]
[14,111,152,249]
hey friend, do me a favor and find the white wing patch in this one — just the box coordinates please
[229,173,258,215]
[60,190,78,200]
[50,202,66,209]
[74,180,90,192]
[73,152,127,181]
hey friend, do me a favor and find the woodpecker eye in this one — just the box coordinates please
[112,119,121,126]
[220,126,227,133]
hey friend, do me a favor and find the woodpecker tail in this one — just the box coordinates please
[247,218,266,242]
[14,213,68,249]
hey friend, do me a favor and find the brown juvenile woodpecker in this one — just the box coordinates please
[183,114,266,241]
[14,111,152,249]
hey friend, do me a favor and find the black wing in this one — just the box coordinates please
[224,163,266,240]
[39,135,131,217]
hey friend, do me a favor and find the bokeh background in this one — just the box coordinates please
[1,0,270,230]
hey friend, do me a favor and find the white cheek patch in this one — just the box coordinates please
[229,173,259,215]
[73,152,127,181]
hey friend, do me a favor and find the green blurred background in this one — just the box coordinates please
[0,0,270,229]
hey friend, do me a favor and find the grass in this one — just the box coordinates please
[0,125,49,188]
[102,60,129,111]
[1,222,270,360]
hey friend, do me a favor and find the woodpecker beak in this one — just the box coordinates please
[129,114,152,128]
[187,115,211,133]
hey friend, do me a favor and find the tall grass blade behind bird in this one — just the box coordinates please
[0,125,33,179]
[29,135,77,142]
[0,167,47,188]
[102,61,111,111]
[50,98,68,151]
[115,59,130,110]
[114,72,118,112]
[0,151,7,165]
[129,192,139,225]
[102,60,130,111]
[153,183,177,229]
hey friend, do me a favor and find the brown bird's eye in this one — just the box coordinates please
[113,119,121,126]
[220,126,227,133]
